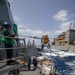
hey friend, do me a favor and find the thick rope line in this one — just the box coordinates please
[47,40,72,56]
[51,45,71,55]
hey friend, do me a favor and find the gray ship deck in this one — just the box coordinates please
[20,65,61,75]
[20,69,41,75]
[0,60,61,75]
[0,47,62,75]
[0,63,23,75]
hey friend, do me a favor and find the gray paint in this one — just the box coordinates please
[64,30,70,44]
[0,0,14,24]
[0,0,15,62]
[69,30,75,43]
[26,47,38,57]
[51,45,75,51]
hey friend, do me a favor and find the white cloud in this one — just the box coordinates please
[53,10,69,22]
[13,16,46,38]
[53,21,72,36]
[13,16,21,24]
[25,29,32,33]
[59,21,71,30]
[19,28,51,37]
[18,24,24,29]
[52,10,75,37]
[54,30,64,35]
[31,30,43,36]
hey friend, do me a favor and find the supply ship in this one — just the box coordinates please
[51,28,75,51]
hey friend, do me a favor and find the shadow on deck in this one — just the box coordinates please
[20,65,41,75]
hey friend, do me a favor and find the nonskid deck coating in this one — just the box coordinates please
[20,69,41,75]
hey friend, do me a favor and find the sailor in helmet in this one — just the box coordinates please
[1,22,16,65]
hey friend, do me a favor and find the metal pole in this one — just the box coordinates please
[16,40,18,56]
[49,41,52,56]
[23,38,26,54]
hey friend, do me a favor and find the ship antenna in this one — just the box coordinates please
[69,22,71,30]
[73,21,75,30]
[72,20,74,30]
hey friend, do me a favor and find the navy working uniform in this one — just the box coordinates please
[33,57,37,70]
[1,22,16,65]
[28,57,31,70]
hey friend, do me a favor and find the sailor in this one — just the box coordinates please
[41,35,45,50]
[1,22,16,65]
[44,34,49,44]
[33,56,38,70]
[28,57,31,70]
[27,40,31,48]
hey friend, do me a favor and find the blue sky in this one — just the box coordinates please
[8,0,75,44]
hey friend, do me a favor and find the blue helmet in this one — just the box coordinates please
[4,22,11,27]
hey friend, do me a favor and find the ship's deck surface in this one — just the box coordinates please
[20,67,41,75]
[0,47,61,75]
[0,59,61,75]
[20,65,60,75]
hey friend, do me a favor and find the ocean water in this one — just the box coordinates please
[41,47,75,75]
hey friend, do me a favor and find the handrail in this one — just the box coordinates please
[0,56,25,63]
[0,63,23,75]
[0,35,24,40]
[0,34,55,40]
[0,47,25,50]
[0,34,26,64]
